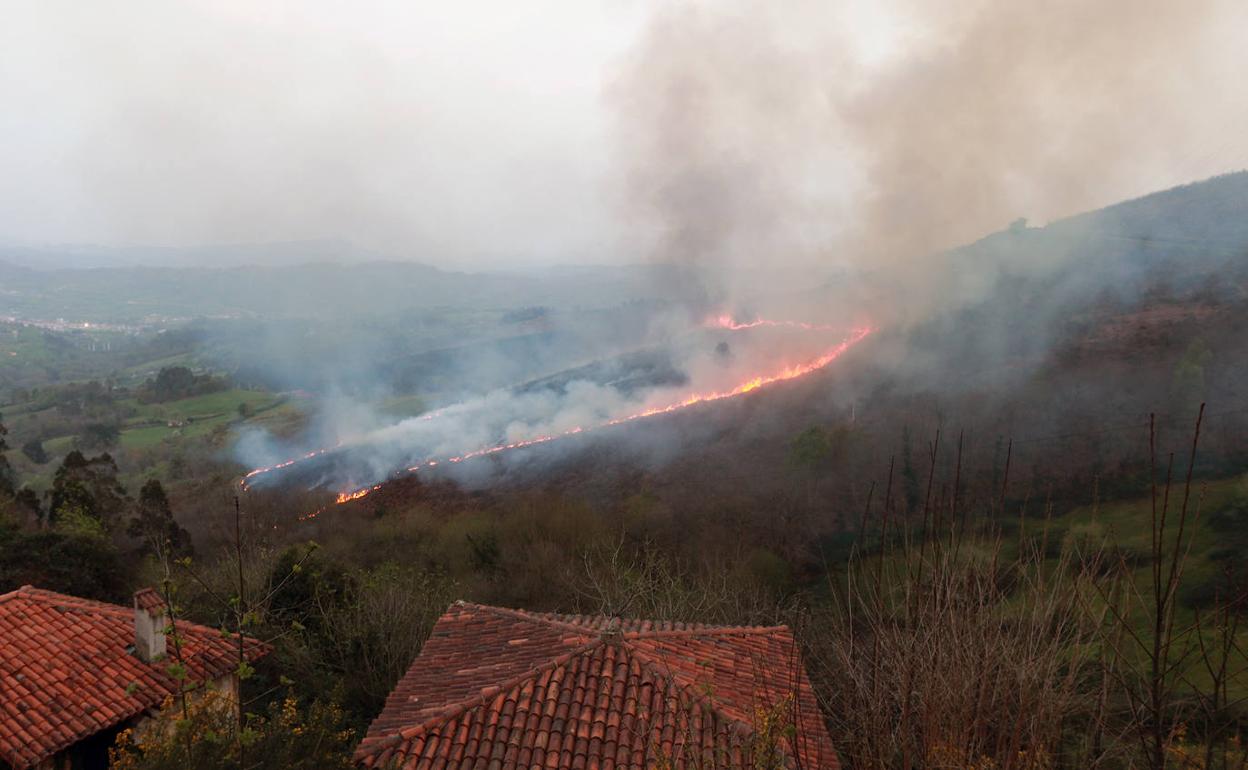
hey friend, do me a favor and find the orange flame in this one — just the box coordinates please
[335,484,383,505]
[243,444,342,482]
[241,406,452,489]
[330,325,872,505]
[243,314,843,488]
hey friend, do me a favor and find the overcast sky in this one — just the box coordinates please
[3,1,1247,269]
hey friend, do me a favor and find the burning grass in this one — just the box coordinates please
[241,316,873,508]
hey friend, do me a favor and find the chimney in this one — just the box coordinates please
[133,588,168,663]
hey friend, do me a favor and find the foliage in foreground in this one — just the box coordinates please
[109,690,355,770]
[808,409,1248,770]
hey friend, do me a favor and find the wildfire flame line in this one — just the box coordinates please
[326,325,872,507]
[243,314,836,488]
[241,406,450,489]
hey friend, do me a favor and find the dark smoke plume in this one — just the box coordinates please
[612,0,1248,317]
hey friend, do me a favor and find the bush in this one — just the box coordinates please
[109,690,355,770]
[262,547,458,726]
[809,539,1106,769]
[20,439,49,465]
[136,366,229,404]
[78,422,122,451]
[0,524,132,601]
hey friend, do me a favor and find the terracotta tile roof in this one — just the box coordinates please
[0,585,269,769]
[355,602,839,769]
[133,587,166,613]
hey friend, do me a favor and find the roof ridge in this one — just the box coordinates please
[0,585,270,656]
[355,638,606,763]
[460,601,791,639]
[0,585,134,616]
[623,624,791,640]
[0,584,34,603]
[1,586,265,637]
[457,601,606,637]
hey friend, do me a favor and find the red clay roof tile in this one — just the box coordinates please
[133,587,166,613]
[0,585,269,769]
[355,602,839,769]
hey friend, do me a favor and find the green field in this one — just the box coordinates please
[3,386,311,488]
[0,323,132,391]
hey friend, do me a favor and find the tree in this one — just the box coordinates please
[0,523,131,600]
[0,414,14,497]
[788,426,833,473]
[153,366,197,401]
[265,546,456,722]
[79,422,121,451]
[48,451,129,529]
[789,425,839,513]
[20,438,49,465]
[13,488,42,524]
[138,366,228,404]
[46,380,116,416]
[128,479,192,560]
[171,498,330,766]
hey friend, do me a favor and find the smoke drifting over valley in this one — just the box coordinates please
[237,314,873,496]
[5,1,1248,501]
[10,10,1248,765]
[613,0,1248,316]
[4,1,1247,275]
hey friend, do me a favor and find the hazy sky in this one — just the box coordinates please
[3,1,1247,269]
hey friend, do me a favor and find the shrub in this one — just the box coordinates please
[109,690,355,770]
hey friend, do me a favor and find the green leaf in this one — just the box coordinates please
[237,660,255,681]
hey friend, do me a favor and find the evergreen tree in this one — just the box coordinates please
[14,488,42,522]
[127,479,192,559]
[20,438,49,465]
[0,414,15,497]
[48,451,129,529]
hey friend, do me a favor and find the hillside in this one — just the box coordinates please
[298,172,1248,525]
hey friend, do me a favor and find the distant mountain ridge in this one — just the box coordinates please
[0,257,701,323]
[1056,170,1248,245]
[0,238,386,270]
[2,171,1246,324]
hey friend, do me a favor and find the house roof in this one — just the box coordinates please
[0,585,269,769]
[355,602,839,769]
[133,587,165,613]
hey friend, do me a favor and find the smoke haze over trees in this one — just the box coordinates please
[3,4,1248,767]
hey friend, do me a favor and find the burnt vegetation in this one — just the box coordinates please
[3,175,1248,768]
